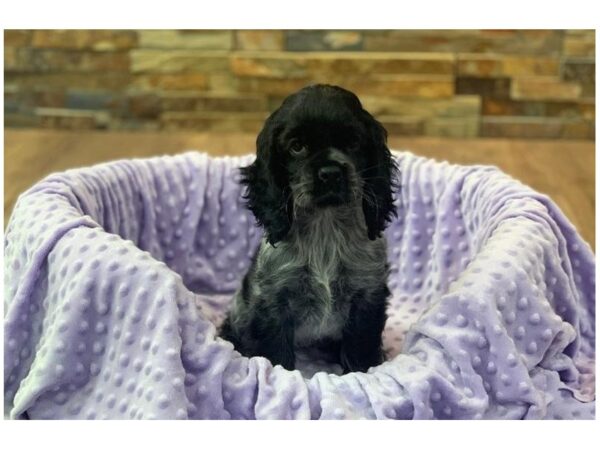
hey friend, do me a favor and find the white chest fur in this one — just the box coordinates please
[294,305,346,346]
[254,206,385,346]
[288,208,366,345]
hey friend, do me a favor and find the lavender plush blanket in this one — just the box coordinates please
[4,151,595,419]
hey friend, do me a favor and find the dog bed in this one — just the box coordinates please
[4,150,595,419]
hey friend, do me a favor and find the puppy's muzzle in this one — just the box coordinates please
[314,162,349,206]
[318,165,342,185]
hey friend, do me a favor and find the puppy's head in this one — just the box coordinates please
[241,84,399,245]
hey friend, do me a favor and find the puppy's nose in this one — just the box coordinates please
[318,165,342,183]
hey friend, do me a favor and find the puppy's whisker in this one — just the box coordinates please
[290,182,313,191]
[362,187,378,204]
[360,176,390,182]
[362,186,380,218]
[355,164,388,174]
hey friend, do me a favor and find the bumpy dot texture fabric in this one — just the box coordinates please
[4,151,595,420]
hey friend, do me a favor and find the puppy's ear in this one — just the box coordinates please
[240,110,293,246]
[361,112,399,240]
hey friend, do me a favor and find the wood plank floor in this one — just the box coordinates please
[4,128,595,250]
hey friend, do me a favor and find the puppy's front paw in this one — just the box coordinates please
[261,345,296,371]
[276,358,296,371]
[340,346,384,374]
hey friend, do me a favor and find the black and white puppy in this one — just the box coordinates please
[220,84,399,373]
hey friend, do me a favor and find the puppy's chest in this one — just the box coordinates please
[287,245,371,345]
[294,299,349,346]
[256,228,385,343]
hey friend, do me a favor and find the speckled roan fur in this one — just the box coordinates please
[220,84,399,372]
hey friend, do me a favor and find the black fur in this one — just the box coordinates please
[239,113,293,245]
[220,84,399,373]
[359,110,398,240]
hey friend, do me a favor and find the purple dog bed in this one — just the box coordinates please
[4,151,595,419]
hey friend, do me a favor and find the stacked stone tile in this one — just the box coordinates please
[4,30,595,139]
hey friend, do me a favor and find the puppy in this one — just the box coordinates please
[220,84,399,373]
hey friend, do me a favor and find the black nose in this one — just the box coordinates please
[318,165,342,183]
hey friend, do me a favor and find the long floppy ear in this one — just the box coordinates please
[361,111,400,240]
[240,111,293,246]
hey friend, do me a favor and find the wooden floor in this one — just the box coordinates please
[4,128,595,250]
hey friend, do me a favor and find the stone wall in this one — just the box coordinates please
[4,30,595,139]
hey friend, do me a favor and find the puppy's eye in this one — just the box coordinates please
[289,142,307,156]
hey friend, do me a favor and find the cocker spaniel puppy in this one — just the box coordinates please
[220,84,399,373]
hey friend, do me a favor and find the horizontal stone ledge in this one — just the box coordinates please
[229,51,456,60]
[510,77,583,101]
[285,30,363,51]
[564,30,595,38]
[340,76,456,99]
[138,30,233,50]
[33,107,111,129]
[481,116,594,139]
[7,48,131,73]
[160,92,269,112]
[132,73,210,91]
[5,30,32,46]
[235,31,285,51]
[157,111,479,138]
[457,54,561,77]
[34,107,111,118]
[481,116,593,125]
[360,95,481,118]
[236,75,455,98]
[30,30,138,51]
[4,84,19,95]
[5,73,134,90]
[130,50,231,73]
[482,98,595,119]
[5,112,43,127]
[362,30,563,55]
[561,60,595,99]
[230,52,455,77]
[131,50,456,74]
[6,88,67,110]
[563,32,595,58]
[455,76,512,98]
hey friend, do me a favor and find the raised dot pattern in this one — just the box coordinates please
[3,151,595,420]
